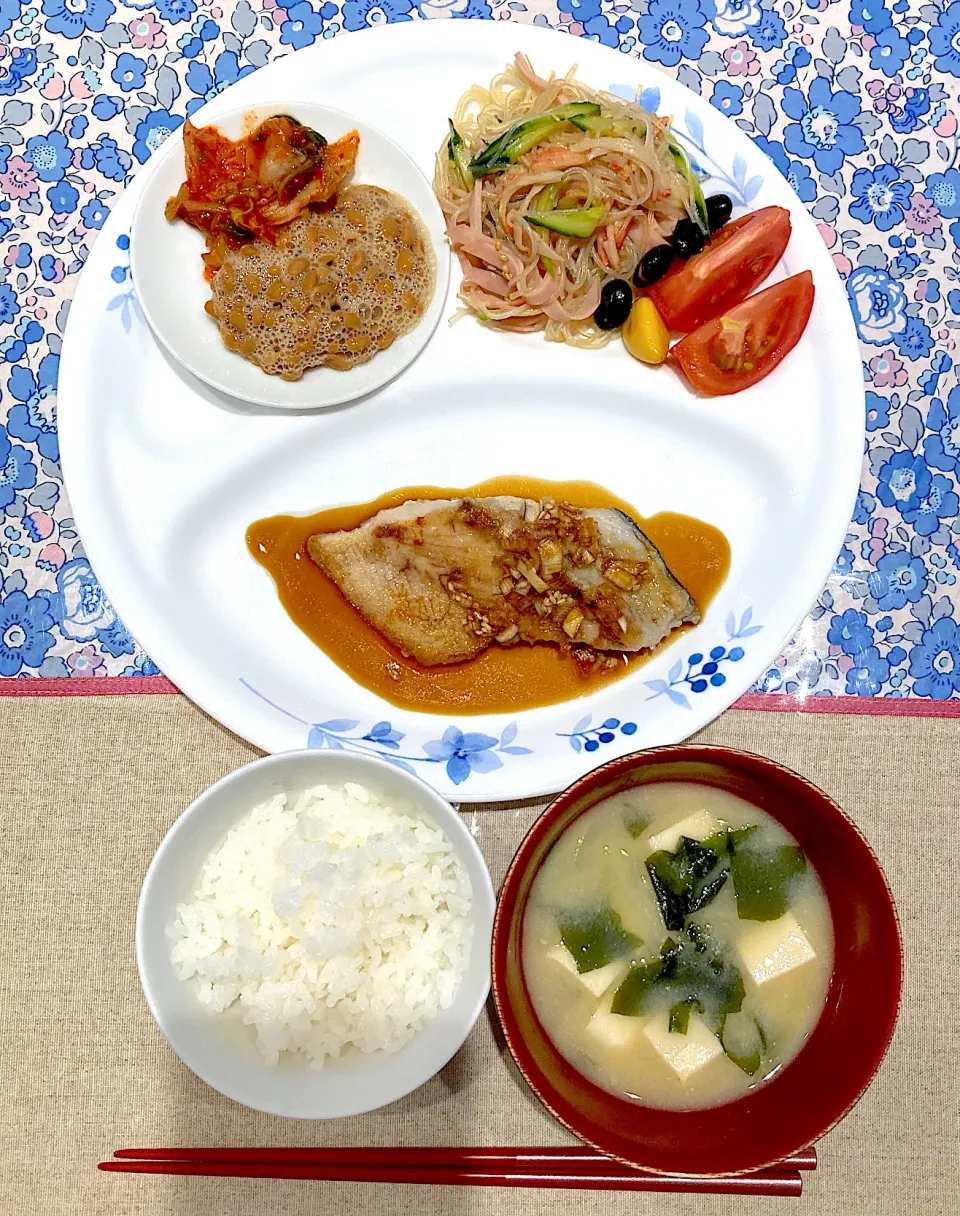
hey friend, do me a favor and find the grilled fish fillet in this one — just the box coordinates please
[308,496,699,667]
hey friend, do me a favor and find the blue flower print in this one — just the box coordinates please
[846,646,890,696]
[81,197,109,229]
[0,422,36,511]
[712,0,762,37]
[24,131,72,184]
[582,12,623,46]
[890,88,931,135]
[41,0,114,37]
[774,44,812,86]
[752,135,789,174]
[868,550,928,610]
[342,0,413,32]
[849,165,912,232]
[133,108,184,164]
[49,558,117,643]
[711,80,744,117]
[111,53,147,94]
[0,0,21,35]
[155,0,195,22]
[909,617,960,698]
[900,473,959,537]
[786,159,816,203]
[423,727,501,786]
[827,607,874,656]
[865,390,890,432]
[7,353,59,462]
[748,7,787,51]
[0,285,18,326]
[876,450,928,511]
[782,77,865,175]
[185,51,254,111]
[280,0,334,47]
[91,94,122,121]
[846,266,907,345]
[46,181,79,215]
[925,169,960,220]
[869,27,909,78]
[929,1,960,79]
[925,390,960,474]
[0,589,55,675]
[559,0,602,17]
[97,618,135,657]
[93,136,131,183]
[893,315,934,362]
[638,0,711,68]
[849,0,891,34]
[123,654,160,676]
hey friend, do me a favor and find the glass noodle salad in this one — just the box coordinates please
[434,54,709,347]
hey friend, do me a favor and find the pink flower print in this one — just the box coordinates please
[67,646,106,677]
[37,543,65,572]
[866,80,885,97]
[39,69,65,100]
[833,253,852,275]
[869,350,907,388]
[723,41,759,77]
[69,70,96,100]
[128,14,165,48]
[0,156,39,201]
[936,112,958,137]
[23,511,53,543]
[905,193,941,236]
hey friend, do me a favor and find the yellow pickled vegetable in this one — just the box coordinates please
[623,297,670,365]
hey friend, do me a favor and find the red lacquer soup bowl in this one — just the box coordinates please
[492,745,902,1176]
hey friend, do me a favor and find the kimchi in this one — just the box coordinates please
[166,114,359,275]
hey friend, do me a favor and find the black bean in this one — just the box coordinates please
[594,278,633,331]
[706,193,733,233]
[633,244,674,289]
[672,218,706,260]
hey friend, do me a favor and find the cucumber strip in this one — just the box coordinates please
[446,120,473,190]
[469,102,601,175]
[570,115,647,139]
[526,205,607,239]
[668,140,709,235]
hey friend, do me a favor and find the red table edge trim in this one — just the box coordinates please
[0,676,957,716]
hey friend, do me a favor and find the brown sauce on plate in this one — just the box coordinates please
[246,475,730,714]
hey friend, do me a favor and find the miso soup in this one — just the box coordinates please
[523,783,833,1111]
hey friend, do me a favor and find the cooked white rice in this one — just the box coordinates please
[167,780,473,1067]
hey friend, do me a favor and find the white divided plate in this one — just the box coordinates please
[130,102,450,409]
[58,21,864,802]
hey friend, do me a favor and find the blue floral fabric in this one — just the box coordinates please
[1,0,959,699]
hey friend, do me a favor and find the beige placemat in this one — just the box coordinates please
[0,695,957,1216]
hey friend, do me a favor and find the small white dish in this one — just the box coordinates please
[130,101,450,410]
[136,749,494,1118]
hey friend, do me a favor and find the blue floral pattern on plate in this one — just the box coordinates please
[0,2,958,703]
[240,678,532,786]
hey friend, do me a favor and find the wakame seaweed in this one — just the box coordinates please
[729,842,806,921]
[624,813,650,839]
[645,836,730,930]
[610,925,745,1034]
[556,905,641,974]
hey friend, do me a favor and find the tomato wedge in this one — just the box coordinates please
[647,206,791,333]
[668,270,814,397]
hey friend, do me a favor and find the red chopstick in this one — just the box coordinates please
[111,1144,817,1171]
[101,1146,815,1196]
[100,1158,802,1195]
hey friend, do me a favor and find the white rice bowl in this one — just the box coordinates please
[167,780,473,1068]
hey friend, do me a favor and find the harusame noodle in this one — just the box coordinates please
[434,55,699,348]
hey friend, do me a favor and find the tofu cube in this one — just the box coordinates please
[737,912,817,986]
[546,945,629,996]
[585,1007,646,1053]
[647,811,721,854]
[642,1013,725,1080]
